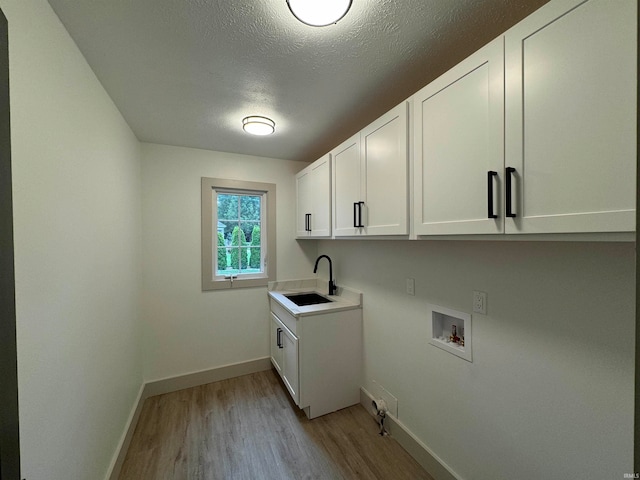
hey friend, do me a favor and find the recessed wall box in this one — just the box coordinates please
[429,304,472,362]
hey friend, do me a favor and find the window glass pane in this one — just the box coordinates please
[219,220,235,243]
[240,195,261,222]
[230,225,247,246]
[216,225,228,272]
[239,246,252,272]
[240,221,259,242]
[224,226,246,273]
[214,191,264,277]
[245,222,261,271]
[218,194,239,221]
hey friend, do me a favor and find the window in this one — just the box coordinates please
[201,178,276,290]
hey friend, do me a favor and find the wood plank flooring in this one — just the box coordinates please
[118,369,434,480]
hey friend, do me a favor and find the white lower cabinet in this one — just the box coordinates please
[269,299,362,419]
[269,313,283,374]
[270,312,299,405]
[280,327,299,403]
[280,321,299,404]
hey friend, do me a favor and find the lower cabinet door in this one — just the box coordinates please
[280,325,299,406]
[270,313,283,374]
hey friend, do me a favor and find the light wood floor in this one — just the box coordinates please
[118,369,434,480]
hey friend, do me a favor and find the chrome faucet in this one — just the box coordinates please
[313,254,336,296]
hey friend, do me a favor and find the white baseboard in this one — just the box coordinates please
[105,383,146,480]
[143,357,272,398]
[360,387,462,480]
[106,357,272,480]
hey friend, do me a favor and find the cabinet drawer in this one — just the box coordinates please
[269,299,297,335]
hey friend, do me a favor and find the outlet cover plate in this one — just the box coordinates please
[406,278,415,296]
[473,291,487,315]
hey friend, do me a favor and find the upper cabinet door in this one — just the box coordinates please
[505,0,637,234]
[309,154,331,238]
[295,154,331,238]
[413,37,505,235]
[295,166,313,238]
[332,134,362,237]
[361,102,409,236]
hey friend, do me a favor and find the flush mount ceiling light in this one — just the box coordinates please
[242,116,275,136]
[287,0,352,27]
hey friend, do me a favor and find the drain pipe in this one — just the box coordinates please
[372,399,389,436]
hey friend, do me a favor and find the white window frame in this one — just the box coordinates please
[201,177,276,290]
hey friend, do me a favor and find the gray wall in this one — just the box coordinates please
[140,142,314,381]
[317,238,635,480]
[1,0,143,478]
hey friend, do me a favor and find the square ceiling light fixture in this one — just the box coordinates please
[287,0,352,27]
[242,116,276,136]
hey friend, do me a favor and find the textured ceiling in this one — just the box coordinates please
[46,0,549,162]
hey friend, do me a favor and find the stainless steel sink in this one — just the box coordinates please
[284,292,333,306]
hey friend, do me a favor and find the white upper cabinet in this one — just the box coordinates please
[504,0,636,234]
[295,154,331,238]
[413,0,636,236]
[332,134,361,237]
[295,167,312,237]
[333,102,409,237]
[413,37,505,235]
[361,102,410,235]
[310,155,331,237]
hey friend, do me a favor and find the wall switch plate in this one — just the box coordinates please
[406,278,415,296]
[473,291,487,314]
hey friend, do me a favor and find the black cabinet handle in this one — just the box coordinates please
[356,201,365,228]
[487,171,498,219]
[276,327,283,348]
[305,213,311,232]
[506,167,516,218]
[353,202,358,228]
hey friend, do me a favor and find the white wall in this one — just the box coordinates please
[3,2,633,480]
[141,143,314,381]
[2,0,143,478]
[317,239,634,480]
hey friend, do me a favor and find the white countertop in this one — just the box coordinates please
[268,278,362,318]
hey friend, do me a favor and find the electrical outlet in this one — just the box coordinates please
[406,278,415,296]
[473,290,487,315]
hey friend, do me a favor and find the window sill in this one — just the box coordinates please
[203,276,269,291]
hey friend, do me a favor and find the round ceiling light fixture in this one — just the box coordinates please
[242,116,275,136]
[287,0,352,27]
